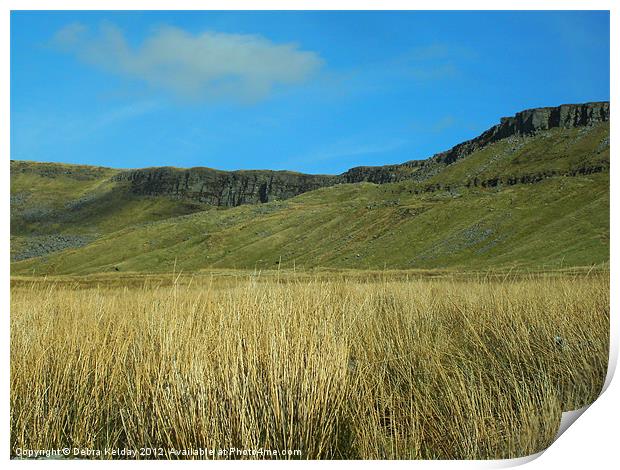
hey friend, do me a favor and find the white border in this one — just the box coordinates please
[2,2,616,468]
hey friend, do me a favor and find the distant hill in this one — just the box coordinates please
[10,101,609,274]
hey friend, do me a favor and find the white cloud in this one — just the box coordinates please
[52,22,87,46]
[52,22,324,102]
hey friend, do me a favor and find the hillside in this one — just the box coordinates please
[10,102,609,275]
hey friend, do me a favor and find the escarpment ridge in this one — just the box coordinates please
[12,101,609,207]
[10,100,610,272]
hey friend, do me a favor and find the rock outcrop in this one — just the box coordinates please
[339,160,426,185]
[110,101,609,205]
[112,167,339,207]
[431,101,610,165]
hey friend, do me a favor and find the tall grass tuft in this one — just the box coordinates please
[10,272,609,459]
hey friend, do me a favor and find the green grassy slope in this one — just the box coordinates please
[422,124,609,189]
[10,161,209,261]
[10,123,609,275]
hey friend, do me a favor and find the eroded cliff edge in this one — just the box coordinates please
[106,101,609,205]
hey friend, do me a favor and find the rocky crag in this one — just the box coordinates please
[112,168,338,207]
[10,101,610,270]
[340,101,610,184]
[15,101,610,208]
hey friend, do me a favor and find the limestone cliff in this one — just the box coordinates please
[431,101,610,166]
[341,101,609,184]
[112,167,338,207]
[110,101,609,204]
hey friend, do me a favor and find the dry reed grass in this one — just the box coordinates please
[10,272,609,459]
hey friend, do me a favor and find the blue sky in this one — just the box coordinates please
[11,11,610,174]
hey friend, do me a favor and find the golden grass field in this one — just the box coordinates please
[10,271,609,459]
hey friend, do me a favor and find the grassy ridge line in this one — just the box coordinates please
[10,161,210,235]
[421,124,609,189]
[11,172,609,275]
[10,123,610,273]
[11,274,609,459]
[10,161,211,262]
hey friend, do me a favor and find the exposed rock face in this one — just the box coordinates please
[112,167,339,207]
[11,234,94,262]
[501,101,609,132]
[110,101,609,205]
[343,101,610,181]
[431,101,609,165]
[339,161,426,184]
